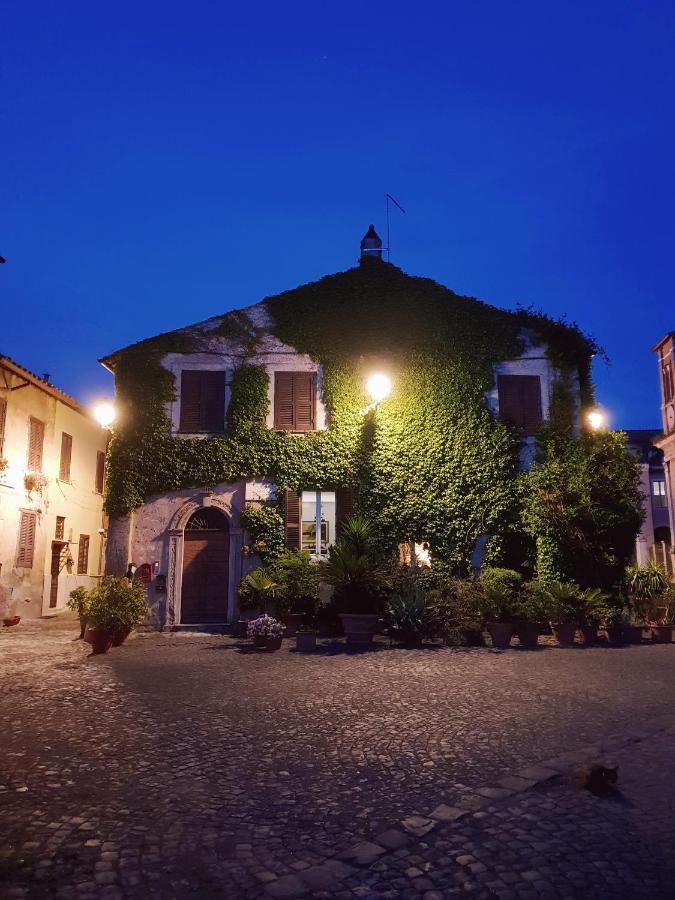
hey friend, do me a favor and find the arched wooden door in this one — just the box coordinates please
[181,507,230,623]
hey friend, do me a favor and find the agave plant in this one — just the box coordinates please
[320,515,388,614]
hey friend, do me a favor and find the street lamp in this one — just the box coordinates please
[94,402,116,429]
[587,408,607,431]
[366,373,392,405]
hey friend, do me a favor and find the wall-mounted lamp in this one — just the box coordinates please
[94,402,116,429]
[587,408,607,431]
[366,373,392,405]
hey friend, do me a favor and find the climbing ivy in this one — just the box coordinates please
[104,260,638,579]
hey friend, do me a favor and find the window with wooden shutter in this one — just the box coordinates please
[17,510,37,568]
[95,451,105,494]
[27,417,45,471]
[77,535,90,575]
[55,516,65,540]
[336,487,355,539]
[274,372,316,432]
[497,375,542,436]
[179,370,226,432]
[284,489,301,550]
[59,433,72,482]
[0,397,6,454]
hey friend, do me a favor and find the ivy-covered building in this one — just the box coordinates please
[100,227,615,628]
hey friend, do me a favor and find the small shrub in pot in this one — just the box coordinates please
[86,577,149,653]
[512,584,554,649]
[479,567,522,649]
[67,586,91,639]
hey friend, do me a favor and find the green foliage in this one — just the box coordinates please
[239,505,285,563]
[227,365,270,431]
[531,579,584,624]
[477,567,523,623]
[237,568,278,612]
[626,561,669,622]
[523,431,643,590]
[385,570,444,644]
[87,577,148,633]
[320,515,389,614]
[67,586,91,637]
[270,550,319,616]
[512,582,555,624]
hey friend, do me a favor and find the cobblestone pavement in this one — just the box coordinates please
[2,618,675,899]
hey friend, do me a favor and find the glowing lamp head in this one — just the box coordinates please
[94,402,116,429]
[587,409,606,431]
[367,373,392,404]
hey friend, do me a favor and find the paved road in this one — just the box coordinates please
[1,618,674,898]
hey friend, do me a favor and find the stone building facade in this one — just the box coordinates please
[0,356,108,618]
[101,230,587,629]
[652,333,675,573]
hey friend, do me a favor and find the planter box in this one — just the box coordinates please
[606,625,624,644]
[88,629,113,655]
[486,622,513,649]
[551,623,577,647]
[515,623,539,649]
[652,624,673,644]
[2,616,20,627]
[281,613,305,638]
[621,625,644,645]
[340,614,380,645]
[579,625,597,645]
[296,630,317,652]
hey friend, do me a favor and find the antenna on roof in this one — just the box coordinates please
[385,193,406,262]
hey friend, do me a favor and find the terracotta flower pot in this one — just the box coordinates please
[579,625,597,645]
[2,616,20,627]
[111,627,132,647]
[340,614,380,645]
[281,613,305,638]
[621,625,644,645]
[89,629,113,655]
[234,620,248,639]
[296,630,317,652]
[486,622,514,649]
[266,635,283,651]
[652,624,673,644]
[551,623,578,647]
[606,625,624,644]
[253,634,267,647]
[515,623,539,649]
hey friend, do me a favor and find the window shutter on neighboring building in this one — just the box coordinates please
[284,489,301,550]
[17,510,36,568]
[179,371,226,432]
[274,372,316,432]
[0,397,6,454]
[497,375,542,435]
[95,451,105,494]
[77,535,90,575]
[59,433,72,482]
[336,487,355,538]
[28,417,45,471]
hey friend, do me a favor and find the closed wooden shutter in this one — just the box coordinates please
[179,371,226,432]
[274,372,316,432]
[0,397,6,454]
[336,487,355,538]
[28,417,45,471]
[284,489,301,550]
[95,451,105,494]
[55,516,65,540]
[59,433,72,482]
[497,375,542,436]
[17,510,37,568]
[77,535,90,575]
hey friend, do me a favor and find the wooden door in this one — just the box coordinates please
[181,508,230,623]
[49,543,61,608]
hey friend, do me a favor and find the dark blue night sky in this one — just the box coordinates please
[3,2,673,427]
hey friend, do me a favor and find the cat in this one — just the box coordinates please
[583,764,619,793]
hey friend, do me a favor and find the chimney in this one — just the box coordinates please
[42,373,51,383]
[360,225,383,263]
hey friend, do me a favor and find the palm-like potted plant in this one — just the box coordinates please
[321,515,387,645]
[578,587,610,644]
[479,568,522,649]
[86,577,148,654]
[625,562,669,643]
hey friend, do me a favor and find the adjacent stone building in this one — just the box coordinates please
[0,356,108,618]
[101,229,593,629]
[652,333,675,573]
[624,430,671,571]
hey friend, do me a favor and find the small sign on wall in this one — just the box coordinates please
[137,563,153,583]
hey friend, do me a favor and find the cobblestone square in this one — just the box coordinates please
[2,618,675,898]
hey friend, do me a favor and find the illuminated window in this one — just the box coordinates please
[652,480,667,509]
[300,491,336,558]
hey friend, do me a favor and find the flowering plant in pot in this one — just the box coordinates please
[247,614,284,649]
[86,577,148,653]
[320,515,388,645]
[478,568,522,649]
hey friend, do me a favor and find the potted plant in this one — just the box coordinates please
[478,568,522,649]
[320,515,388,645]
[247,614,284,650]
[578,587,610,644]
[384,569,441,647]
[512,583,553,649]
[538,580,583,646]
[272,550,319,636]
[67,586,91,639]
[604,603,629,644]
[625,562,667,644]
[1,590,29,627]
[86,577,148,654]
[651,583,675,643]
[237,567,278,634]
